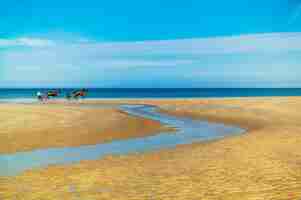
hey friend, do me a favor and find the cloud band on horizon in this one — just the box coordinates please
[1,32,301,88]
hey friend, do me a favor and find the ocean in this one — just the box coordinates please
[0,88,301,101]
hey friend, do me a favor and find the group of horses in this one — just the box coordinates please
[37,89,88,101]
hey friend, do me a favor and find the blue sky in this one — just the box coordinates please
[1,0,301,88]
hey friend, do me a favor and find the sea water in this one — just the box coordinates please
[0,88,301,101]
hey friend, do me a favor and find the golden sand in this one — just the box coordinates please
[0,103,170,154]
[1,97,301,200]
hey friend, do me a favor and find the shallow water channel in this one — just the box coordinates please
[0,104,245,176]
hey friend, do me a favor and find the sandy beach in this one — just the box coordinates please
[1,97,301,200]
[0,103,171,154]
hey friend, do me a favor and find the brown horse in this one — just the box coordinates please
[71,89,87,99]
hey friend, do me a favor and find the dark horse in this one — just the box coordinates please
[47,90,60,98]
[66,89,87,100]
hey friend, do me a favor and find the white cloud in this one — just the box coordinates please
[2,32,301,52]
[1,32,301,87]
[65,32,301,55]
[0,37,55,47]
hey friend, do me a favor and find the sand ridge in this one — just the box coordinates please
[0,103,171,154]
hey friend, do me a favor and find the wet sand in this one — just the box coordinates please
[1,97,301,200]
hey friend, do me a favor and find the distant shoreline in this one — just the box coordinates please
[1,88,301,100]
[1,95,301,103]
